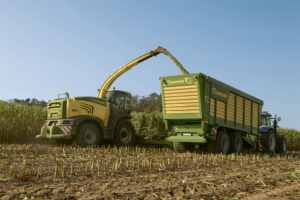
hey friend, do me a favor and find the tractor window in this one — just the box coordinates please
[106,91,115,103]
[267,118,272,127]
[124,93,131,109]
[106,91,131,109]
[115,92,125,108]
[260,116,272,126]
[260,116,268,126]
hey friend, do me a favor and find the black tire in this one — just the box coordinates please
[260,130,276,153]
[277,137,287,153]
[216,131,230,154]
[173,142,195,153]
[229,132,243,153]
[76,123,101,147]
[113,120,136,146]
[54,139,73,146]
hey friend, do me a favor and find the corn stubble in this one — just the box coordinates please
[0,144,299,199]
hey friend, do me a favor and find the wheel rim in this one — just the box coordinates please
[85,130,96,144]
[269,134,276,150]
[235,138,242,151]
[283,140,287,152]
[120,126,132,143]
[222,136,229,152]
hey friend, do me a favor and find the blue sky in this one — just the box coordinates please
[0,0,299,130]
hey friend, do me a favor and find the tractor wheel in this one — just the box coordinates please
[229,132,243,153]
[260,130,276,153]
[276,137,287,153]
[173,142,195,153]
[113,120,136,146]
[76,123,101,147]
[215,131,230,154]
[54,139,73,146]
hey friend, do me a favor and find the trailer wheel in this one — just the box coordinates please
[260,130,276,153]
[216,131,230,154]
[113,119,136,146]
[76,123,101,147]
[277,137,287,153]
[173,142,195,153]
[229,132,243,153]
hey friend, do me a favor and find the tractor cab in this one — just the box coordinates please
[260,111,272,127]
[105,89,131,114]
[260,111,281,127]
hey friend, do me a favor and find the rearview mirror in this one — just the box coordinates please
[277,116,281,121]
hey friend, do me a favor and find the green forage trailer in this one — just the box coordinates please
[160,73,270,153]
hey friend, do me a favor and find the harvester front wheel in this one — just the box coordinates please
[229,132,243,153]
[276,137,287,153]
[173,142,195,153]
[114,120,136,146]
[260,130,276,153]
[76,123,101,147]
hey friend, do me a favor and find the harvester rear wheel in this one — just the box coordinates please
[229,132,243,153]
[260,130,276,153]
[76,123,101,147]
[113,120,136,146]
[276,137,287,153]
[173,142,195,153]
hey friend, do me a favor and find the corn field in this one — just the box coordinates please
[0,102,47,144]
[0,102,299,150]
[277,128,300,151]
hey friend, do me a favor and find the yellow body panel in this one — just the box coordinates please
[226,92,235,122]
[166,110,199,114]
[164,88,198,94]
[210,98,215,116]
[163,84,197,91]
[245,99,252,126]
[165,103,199,107]
[67,100,110,126]
[164,96,198,101]
[165,99,198,104]
[236,95,244,124]
[252,103,259,128]
[163,84,199,115]
[164,92,199,97]
[216,100,226,119]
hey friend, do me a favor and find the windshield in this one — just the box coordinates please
[105,91,131,109]
[260,116,271,126]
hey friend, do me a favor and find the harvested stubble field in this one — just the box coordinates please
[0,144,299,200]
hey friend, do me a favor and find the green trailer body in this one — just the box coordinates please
[160,73,263,148]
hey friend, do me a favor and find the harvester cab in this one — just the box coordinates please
[105,89,131,113]
[259,111,287,153]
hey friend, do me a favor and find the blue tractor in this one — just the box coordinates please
[259,111,287,153]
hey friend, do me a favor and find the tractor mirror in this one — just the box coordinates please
[277,116,281,121]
